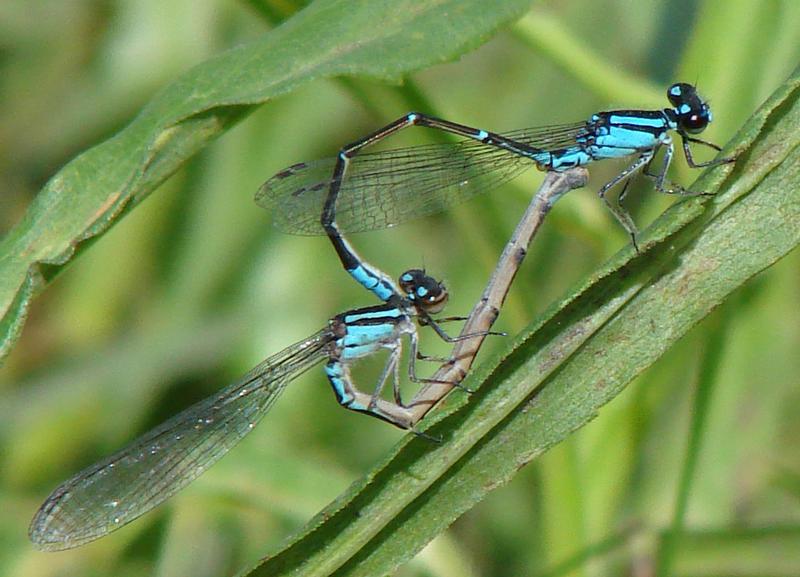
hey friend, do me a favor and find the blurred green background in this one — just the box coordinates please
[1,1,799,576]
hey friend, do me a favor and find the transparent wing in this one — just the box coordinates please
[256,122,589,235]
[29,330,332,551]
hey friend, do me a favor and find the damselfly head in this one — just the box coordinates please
[398,269,449,313]
[667,82,712,135]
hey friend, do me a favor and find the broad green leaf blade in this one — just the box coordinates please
[0,0,534,361]
[243,69,800,577]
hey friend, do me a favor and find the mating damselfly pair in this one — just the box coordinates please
[29,83,734,551]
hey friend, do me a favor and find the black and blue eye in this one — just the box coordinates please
[680,106,711,133]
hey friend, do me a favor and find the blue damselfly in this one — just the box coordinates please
[29,269,481,551]
[259,82,734,286]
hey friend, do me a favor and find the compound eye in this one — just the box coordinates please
[420,284,449,314]
[681,112,709,134]
[667,82,696,107]
[667,83,684,106]
[398,269,424,295]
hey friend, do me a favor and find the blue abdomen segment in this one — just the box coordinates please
[347,264,396,302]
[325,362,366,411]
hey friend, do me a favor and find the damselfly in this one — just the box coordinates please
[258,83,734,260]
[29,269,479,551]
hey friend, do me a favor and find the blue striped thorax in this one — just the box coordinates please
[542,83,715,171]
[329,268,449,363]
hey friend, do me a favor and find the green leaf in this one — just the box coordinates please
[0,0,534,361]
[242,68,800,576]
[669,526,800,576]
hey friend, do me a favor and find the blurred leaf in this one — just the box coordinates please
[243,68,800,576]
[511,11,661,104]
[656,309,729,577]
[670,525,800,577]
[0,0,534,361]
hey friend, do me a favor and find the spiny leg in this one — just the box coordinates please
[680,134,736,168]
[407,329,453,385]
[642,139,708,197]
[416,319,505,364]
[416,351,453,364]
[422,314,505,344]
[597,152,654,250]
[644,140,717,198]
[650,139,676,193]
[430,315,469,323]
[414,314,504,365]
[370,343,402,407]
